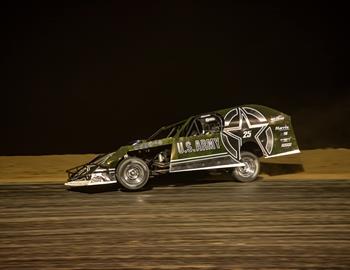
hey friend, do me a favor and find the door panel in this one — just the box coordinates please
[170,114,245,172]
[170,133,242,172]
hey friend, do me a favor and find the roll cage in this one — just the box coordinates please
[178,113,223,137]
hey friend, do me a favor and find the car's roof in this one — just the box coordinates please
[161,104,276,130]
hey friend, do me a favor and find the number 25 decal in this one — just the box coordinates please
[243,130,252,138]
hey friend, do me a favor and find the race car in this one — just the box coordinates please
[65,105,300,190]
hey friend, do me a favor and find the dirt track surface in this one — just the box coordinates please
[1,179,350,269]
[1,149,349,184]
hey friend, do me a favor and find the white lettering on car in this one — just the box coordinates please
[177,138,221,154]
[243,130,252,138]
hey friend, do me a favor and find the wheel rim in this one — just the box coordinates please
[122,163,145,187]
[236,156,257,178]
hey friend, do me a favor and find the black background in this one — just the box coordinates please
[3,2,350,155]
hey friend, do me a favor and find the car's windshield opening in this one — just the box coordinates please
[148,127,175,141]
[148,121,184,141]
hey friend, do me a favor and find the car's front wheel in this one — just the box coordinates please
[116,157,150,190]
[233,151,260,182]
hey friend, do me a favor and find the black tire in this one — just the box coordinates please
[233,151,260,182]
[116,157,150,190]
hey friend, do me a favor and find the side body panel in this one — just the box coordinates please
[169,105,300,173]
[170,133,243,172]
[170,113,244,173]
[264,114,300,158]
[220,105,300,159]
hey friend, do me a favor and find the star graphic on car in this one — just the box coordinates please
[221,107,272,159]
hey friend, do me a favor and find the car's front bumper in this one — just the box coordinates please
[65,168,117,187]
[64,179,117,187]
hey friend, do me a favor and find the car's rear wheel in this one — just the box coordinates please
[116,157,150,190]
[233,151,260,182]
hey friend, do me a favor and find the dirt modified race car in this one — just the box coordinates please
[65,105,300,190]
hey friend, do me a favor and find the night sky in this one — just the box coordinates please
[3,2,350,155]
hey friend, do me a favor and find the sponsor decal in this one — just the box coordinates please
[280,137,292,143]
[134,139,163,150]
[275,125,289,131]
[281,142,292,148]
[177,138,220,154]
[270,115,285,123]
[205,117,216,123]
